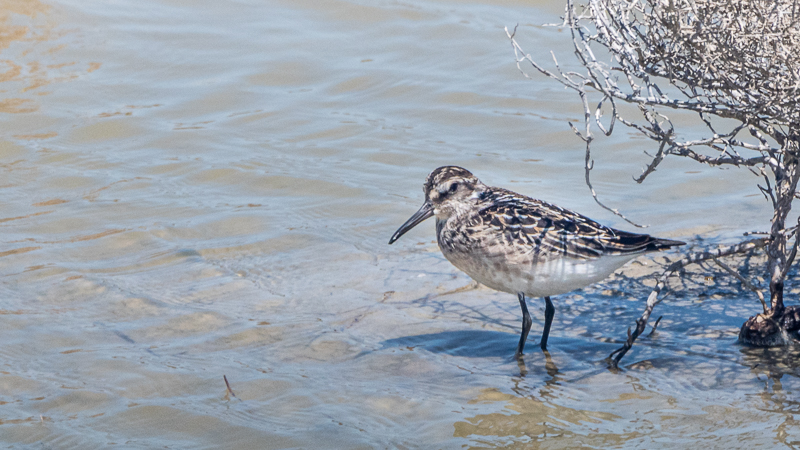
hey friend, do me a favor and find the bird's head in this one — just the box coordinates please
[389,166,484,244]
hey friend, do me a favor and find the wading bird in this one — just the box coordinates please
[389,166,684,358]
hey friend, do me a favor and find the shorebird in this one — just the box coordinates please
[389,166,684,358]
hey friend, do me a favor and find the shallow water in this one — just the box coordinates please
[1,0,799,448]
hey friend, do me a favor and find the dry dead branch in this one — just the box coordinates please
[508,0,800,364]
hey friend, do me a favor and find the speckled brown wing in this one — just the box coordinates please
[474,188,682,260]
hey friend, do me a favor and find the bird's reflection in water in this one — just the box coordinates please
[454,351,627,446]
[515,349,560,381]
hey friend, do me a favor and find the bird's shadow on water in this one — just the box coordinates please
[379,329,614,374]
[381,329,517,358]
[380,330,631,385]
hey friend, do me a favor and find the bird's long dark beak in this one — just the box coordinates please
[388,201,434,244]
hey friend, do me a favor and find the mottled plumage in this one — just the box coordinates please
[389,166,684,357]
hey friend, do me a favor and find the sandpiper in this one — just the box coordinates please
[389,166,684,358]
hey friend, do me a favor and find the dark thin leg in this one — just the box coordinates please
[515,293,532,358]
[540,296,555,350]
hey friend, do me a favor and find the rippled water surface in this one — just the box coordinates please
[2,0,799,448]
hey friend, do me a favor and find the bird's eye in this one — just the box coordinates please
[448,182,458,193]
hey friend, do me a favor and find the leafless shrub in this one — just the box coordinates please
[508,0,800,365]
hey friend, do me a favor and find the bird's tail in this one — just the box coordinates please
[647,237,686,251]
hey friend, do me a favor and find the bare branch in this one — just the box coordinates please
[635,139,669,183]
[666,146,769,167]
[581,101,648,228]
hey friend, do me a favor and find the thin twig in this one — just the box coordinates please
[223,375,240,401]
[648,315,662,336]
